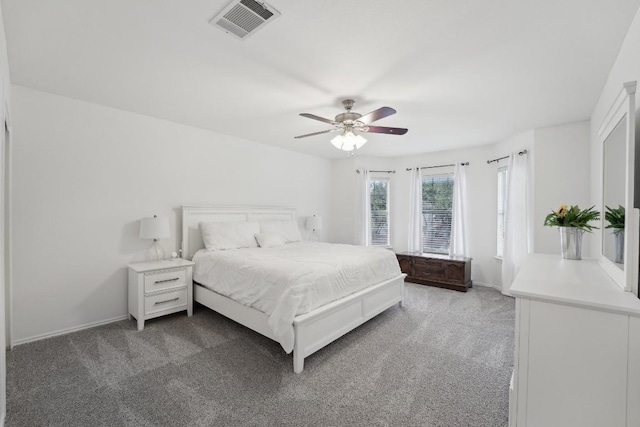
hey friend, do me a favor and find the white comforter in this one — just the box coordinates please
[193,241,401,353]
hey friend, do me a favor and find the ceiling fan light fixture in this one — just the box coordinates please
[353,134,367,149]
[331,131,367,151]
[295,99,406,149]
[330,134,344,150]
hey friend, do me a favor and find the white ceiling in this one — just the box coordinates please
[3,0,640,159]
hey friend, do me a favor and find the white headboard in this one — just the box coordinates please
[181,205,296,260]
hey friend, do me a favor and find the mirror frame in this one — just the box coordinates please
[597,81,638,295]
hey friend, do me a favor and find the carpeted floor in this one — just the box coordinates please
[6,283,515,427]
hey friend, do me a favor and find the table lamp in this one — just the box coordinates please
[139,215,170,261]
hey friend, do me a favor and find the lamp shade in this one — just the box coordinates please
[331,131,367,151]
[306,215,323,231]
[139,216,170,240]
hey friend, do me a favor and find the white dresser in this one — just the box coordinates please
[509,254,640,427]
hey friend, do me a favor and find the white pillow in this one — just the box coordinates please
[255,232,287,248]
[200,221,259,251]
[259,220,302,243]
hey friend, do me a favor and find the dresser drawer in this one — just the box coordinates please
[413,258,445,280]
[145,288,187,315]
[144,268,186,293]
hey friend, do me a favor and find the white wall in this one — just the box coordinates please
[328,156,356,244]
[590,5,640,257]
[328,156,397,245]
[330,139,533,289]
[10,85,332,343]
[328,121,590,290]
[393,145,506,288]
[0,2,10,424]
[532,121,591,255]
[6,0,638,373]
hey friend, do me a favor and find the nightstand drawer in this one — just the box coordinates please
[144,268,186,293]
[145,288,187,315]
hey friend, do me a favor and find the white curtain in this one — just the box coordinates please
[450,163,470,257]
[501,152,530,295]
[354,169,371,246]
[408,167,422,253]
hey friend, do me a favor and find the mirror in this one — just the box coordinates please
[602,118,626,268]
[598,80,638,296]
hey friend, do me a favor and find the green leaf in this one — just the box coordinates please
[543,205,600,232]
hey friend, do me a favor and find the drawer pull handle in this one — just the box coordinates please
[154,278,180,284]
[155,297,179,305]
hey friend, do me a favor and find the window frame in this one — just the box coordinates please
[369,174,391,248]
[496,166,508,259]
[420,169,454,255]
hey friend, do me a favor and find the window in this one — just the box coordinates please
[497,167,508,258]
[422,173,454,254]
[370,177,390,246]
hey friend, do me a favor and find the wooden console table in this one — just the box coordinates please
[395,252,472,292]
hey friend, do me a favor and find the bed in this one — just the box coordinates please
[181,205,406,373]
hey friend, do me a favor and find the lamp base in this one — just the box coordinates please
[145,240,166,261]
[308,231,319,242]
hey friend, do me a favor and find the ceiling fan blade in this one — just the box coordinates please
[299,113,337,125]
[358,107,396,124]
[294,129,336,139]
[363,125,408,135]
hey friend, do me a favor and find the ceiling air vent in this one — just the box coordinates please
[209,0,281,40]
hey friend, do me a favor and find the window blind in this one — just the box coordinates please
[370,178,390,246]
[422,174,454,254]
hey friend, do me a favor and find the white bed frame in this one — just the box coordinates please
[181,205,405,373]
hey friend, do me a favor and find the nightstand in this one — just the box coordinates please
[128,258,195,331]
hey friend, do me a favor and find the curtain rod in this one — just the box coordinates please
[355,169,396,174]
[486,149,528,164]
[405,162,469,171]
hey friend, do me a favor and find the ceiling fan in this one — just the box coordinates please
[294,99,408,151]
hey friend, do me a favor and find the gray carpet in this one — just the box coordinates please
[6,283,515,427]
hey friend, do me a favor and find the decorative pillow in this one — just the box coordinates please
[255,232,287,248]
[259,220,302,243]
[200,221,259,251]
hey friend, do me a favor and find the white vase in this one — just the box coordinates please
[559,227,584,260]
[614,230,624,264]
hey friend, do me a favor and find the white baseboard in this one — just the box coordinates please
[474,281,514,297]
[11,315,130,347]
[474,281,502,291]
[1,409,5,427]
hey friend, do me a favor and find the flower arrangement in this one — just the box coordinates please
[605,205,625,234]
[543,205,600,232]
